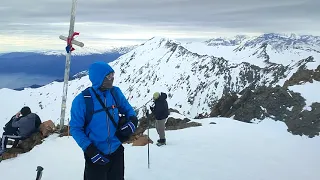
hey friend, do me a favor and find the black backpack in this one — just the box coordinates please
[3,116,19,135]
[81,87,128,142]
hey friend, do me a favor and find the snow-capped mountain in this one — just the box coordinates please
[110,36,319,117]
[204,33,320,51]
[183,33,320,68]
[204,35,248,46]
[0,33,319,136]
[38,45,138,56]
[237,33,320,52]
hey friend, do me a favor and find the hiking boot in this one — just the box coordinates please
[156,139,166,146]
[157,139,166,143]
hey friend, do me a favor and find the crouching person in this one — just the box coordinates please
[0,106,41,155]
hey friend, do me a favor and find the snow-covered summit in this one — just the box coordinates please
[237,33,320,52]
[204,33,320,52]
[204,35,249,46]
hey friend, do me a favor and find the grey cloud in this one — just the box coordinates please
[0,0,319,51]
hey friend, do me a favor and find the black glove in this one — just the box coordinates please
[85,144,109,165]
[116,116,138,142]
[129,116,138,127]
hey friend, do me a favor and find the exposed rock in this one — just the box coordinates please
[1,131,44,161]
[165,117,202,130]
[56,125,70,137]
[283,61,320,88]
[210,93,238,117]
[132,135,153,146]
[194,113,210,119]
[285,103,320,138]
[210,122,217,125]
[210,85,320,137]
[1,120,57,161]
[133,115,153,137]
[0,149,22,160]
[130,111,202,139]
[18,132,44,152]
[39,120,55,137]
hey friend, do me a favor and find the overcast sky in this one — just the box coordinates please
[0,0,319,52]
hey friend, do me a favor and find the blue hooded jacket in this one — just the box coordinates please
[69,61,136,155]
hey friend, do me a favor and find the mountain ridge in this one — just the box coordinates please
[0,33,319,137]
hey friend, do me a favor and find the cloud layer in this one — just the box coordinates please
[0,0,319,52]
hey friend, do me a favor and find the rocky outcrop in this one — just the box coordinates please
[124,109,202,145]
[134,110,201,134]
[165,117,202,130]
[56,124,70,137]
[286,103,320,137]
[132,135,154,146]
[210,85,320,137]
[0,120,56,161]
[39,120,56,137]
[210,93,239,118]
[283,63,320,88]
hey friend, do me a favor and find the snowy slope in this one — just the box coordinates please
[0,116,319,180]
[0,34,320,129]
[183,33,320,68]
[288,81,320,111]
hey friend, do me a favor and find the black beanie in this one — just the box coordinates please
[21,106,31,116]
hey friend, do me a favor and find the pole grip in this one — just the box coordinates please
[36,166,44,180]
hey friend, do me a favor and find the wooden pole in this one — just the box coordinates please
[59,0,84,132]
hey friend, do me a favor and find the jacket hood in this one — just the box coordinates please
[158,92,167,101]
[89,62,115,89]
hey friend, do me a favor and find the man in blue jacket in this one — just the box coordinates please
[69,61,138,180]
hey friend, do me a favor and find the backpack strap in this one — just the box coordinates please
[91,88,119,129]
[110,87,119,108]
[110,87,127,127]
[82,86,124,131]
[82,87,94,130]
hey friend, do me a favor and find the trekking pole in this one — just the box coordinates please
[35,166,44,180]
[68,118,70,137]
[146,108,150,169]
[136,99,153,110]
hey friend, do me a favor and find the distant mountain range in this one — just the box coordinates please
[0,45,137,90]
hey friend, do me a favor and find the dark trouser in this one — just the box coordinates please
[84,145,124,180]
[1,132,22,152]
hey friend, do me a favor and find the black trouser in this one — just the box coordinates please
[84,145,124,180]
